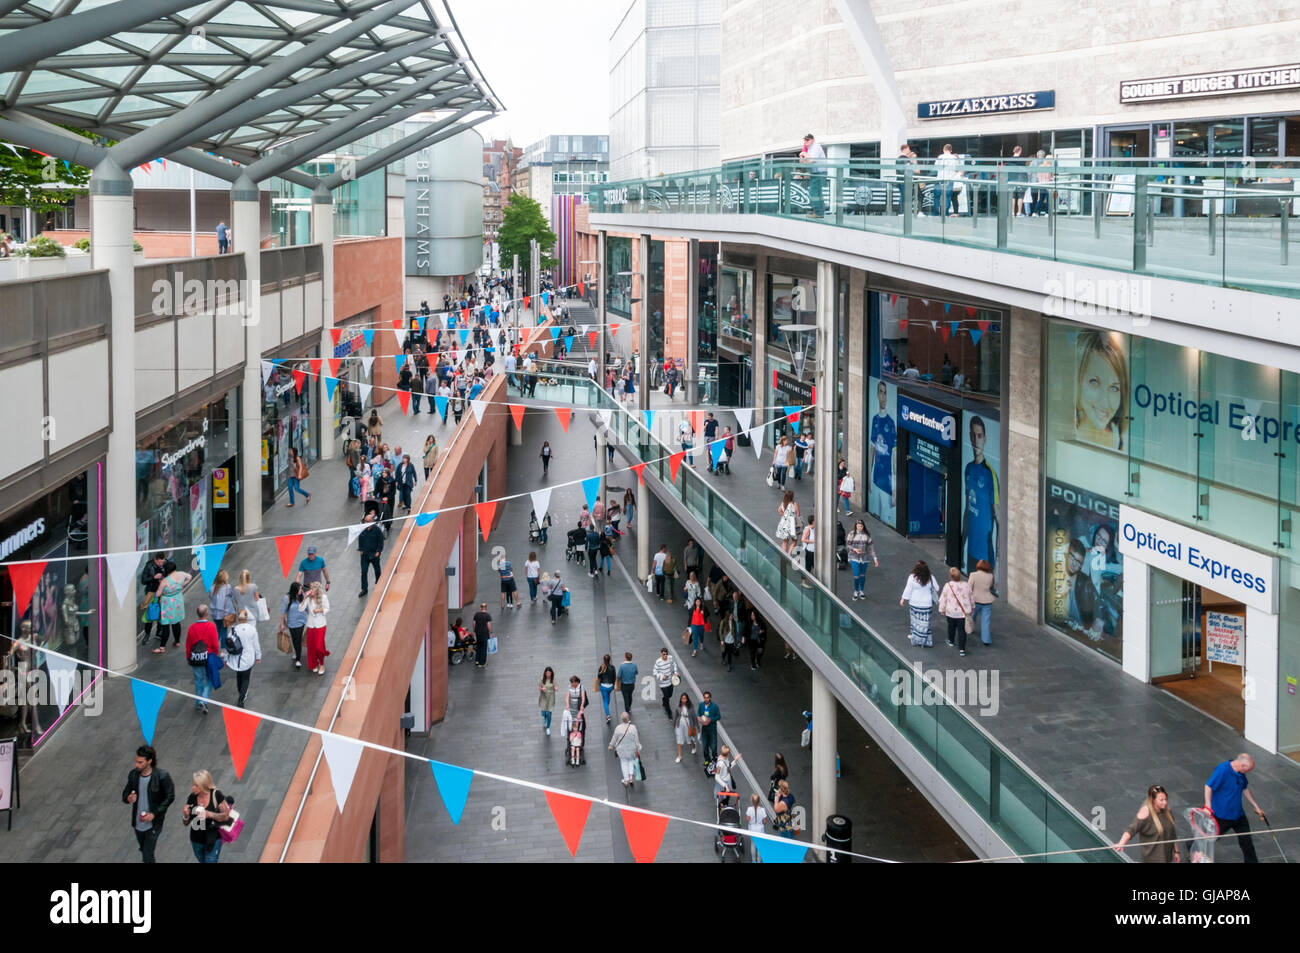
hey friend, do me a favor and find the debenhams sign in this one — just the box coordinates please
[1121,64,1300,103]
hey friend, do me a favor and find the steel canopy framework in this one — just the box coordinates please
[0,0,501,185]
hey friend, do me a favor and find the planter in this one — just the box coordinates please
[0,257,16,282]
[65,254,92,274]
[24,256,67,278]
[134,250,147,263]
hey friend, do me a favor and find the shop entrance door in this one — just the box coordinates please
[210,456,238,540]
[1105,126,1151,158]
[905,433,946,536]
[1150,568,1246,733]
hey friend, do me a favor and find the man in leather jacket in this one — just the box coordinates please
[122,745,175,863]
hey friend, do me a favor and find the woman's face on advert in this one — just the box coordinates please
[1079,352,1121,432]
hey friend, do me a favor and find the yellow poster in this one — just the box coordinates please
[212,468,230,510]
[261,439,269,476]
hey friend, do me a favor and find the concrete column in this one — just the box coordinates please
[92,160,139,674]
[312,185,336,461]
[595,428,607,515]
[845,268,866,511]
[811,259,838,854]
[1005,307,1041,614]
[637,479,651,580]
[597,230,607,393]
[638,233,651,415]
[686,237,699,405]
[233,174,263,536]
[752,251,768,447]
[811,670,838,854]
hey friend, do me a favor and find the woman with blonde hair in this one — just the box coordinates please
[1074,330,1128,450]
[776,489,800,556]
[304,581,330,675]
[209,568,235,646]
[938,566,975,657]
[1115,784,1180,863]
[180,769,232,863]
[232,569,261,630]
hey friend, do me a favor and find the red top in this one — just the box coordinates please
[691,608,705,626]
[185,620,219,657]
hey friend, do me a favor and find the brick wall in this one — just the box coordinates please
[335,236,404,403]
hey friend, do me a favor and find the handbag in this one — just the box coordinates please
[146,600,161,622]
[487,636,499,655]
[614,678,622,692]
[646,574,654,593]
[766,467,775,488]
[635,757,647,782]
[800,727,812,748]
[964,614,974,635]
[255,596,271,622]
[219,807,244,844]
[671,673,681,687]
[682,628,690,645]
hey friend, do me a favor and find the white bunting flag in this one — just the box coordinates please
[106,551,143,607]
[347,523,366,548]
[395,327,407,348]
[580,324,590,336]
[598,409,612,430]
[733,407,753,438]
[261,360,274,386]
[530,487,551,523]
[356,382,372,406]
[360,356,375,378]
[321,734,365,815]
[470,399,487,425]
[45,650,80,715]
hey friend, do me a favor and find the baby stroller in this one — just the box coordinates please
[566,527,587,565]
[528,515,542,544]
[835,519,848,570]
[714,791,745,862]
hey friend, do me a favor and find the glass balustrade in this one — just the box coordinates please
[523,373,1118,861]
[589,157,1300,299]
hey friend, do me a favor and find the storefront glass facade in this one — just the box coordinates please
[717,262,754,407]
[696,241,718,402]
[0,467,101,748]
[262,352,320,509]
[605,235,634,318]
[331,315,375,434]
[137,394,239,553]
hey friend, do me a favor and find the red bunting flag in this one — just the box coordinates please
[578,281,585,297]
[396,390,410,415]
[328,358,342,377]
[307,358,322,378]
[7,561,47,620]
[899,319,908,332]
[509,404,526,430]
[329,328,342,347]
[587,332,597,349]
[772,370,778,391]
[610,323,620,337]
[977,320,990,332]
[461,308,470,322]
[668,451,684,482]
[939,324,951,342]
[631,462,646,486]
[274,534,303,578]
[545,791,592,857]
[889,293,898,306]
[222,707,261,780]
[524,295,530,310]
[811,385,816,406]
[392,319,403,334]
[965,306,977,318]
[690,410,703,437]
[619,807,670,863]
[474,501,498,541]
[554,407,572,433]
[292,368,306,394]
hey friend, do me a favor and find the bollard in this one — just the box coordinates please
[1208,198,1217,256]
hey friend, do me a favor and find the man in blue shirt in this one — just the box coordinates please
[868,381,896,526]
[1204,753,1263,863]
[295,545,330,591]
[215,221,229,254]
[697,691,722,766]
[962,415,1000,574]
[616,652,638,715]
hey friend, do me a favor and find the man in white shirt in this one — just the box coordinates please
[588,357,598,380]
[934,143,962,217]
[652,648,678,719]
[652,544,668,600]
[902,362,921,380]
[503,351,517,388]
[799,133,828,217]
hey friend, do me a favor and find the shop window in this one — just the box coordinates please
[767,273,817,365]
[1249,116,1282,158]
[876,292,1000,404]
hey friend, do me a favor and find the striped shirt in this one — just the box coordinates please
[653,655,677,687]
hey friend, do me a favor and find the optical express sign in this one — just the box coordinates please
[1118,505,1277,613]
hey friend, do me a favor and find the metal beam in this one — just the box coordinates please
[143,34,444,161]
[108,0,418,168]
[319,106,489,189]
[0,0,201,74]
[245,75,465,180]
[0,113,107,167]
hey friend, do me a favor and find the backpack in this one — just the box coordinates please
[188,639,210,667]
[224,630,244,658]
[664,554,678,576]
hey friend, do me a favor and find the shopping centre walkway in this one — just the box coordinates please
[7,397,451,862]
[612,396,1300,861]
[404,407,972,862]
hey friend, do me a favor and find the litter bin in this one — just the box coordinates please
[823,814,852,863]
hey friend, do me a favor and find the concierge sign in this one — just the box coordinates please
[1120,64,1300,104]
[1117,505,1277,613]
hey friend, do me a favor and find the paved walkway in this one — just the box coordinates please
[7,395,453,862]
[630,402,1300,861]
[403,408,972,862]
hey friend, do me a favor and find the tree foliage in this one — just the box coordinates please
[0,129,94,212]
[497,192,556,281]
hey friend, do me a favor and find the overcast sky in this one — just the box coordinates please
[448,0,622,147]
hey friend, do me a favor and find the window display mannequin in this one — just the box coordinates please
[61,584,86,650]
[5,621,43,744]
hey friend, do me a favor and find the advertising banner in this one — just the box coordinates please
[1043,479,1124,656]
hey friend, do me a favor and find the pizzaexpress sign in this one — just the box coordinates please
[918,90,1054,120]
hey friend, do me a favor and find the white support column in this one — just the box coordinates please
[312,185,336,460]
[752,250,768,448]
[638,233,651,413]
[637,480,651,580]
[93,160,139,674]
[233,174,264,536]
[811,259,838,854]
[597,230,607,392]
[686,237,699,405]
[595,427,607,514]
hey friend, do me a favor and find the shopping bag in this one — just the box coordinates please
[646,574,654,593]
[487,636,499,655]
[682,628,690,645]
[800,727,812,748]
[219,808,244,844]
[276,623,292,654]
[255,596,271,622]
[635,757,647,781]
[766,468,775,488]
[561,590,571,608]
